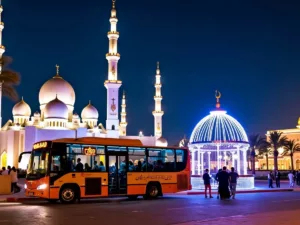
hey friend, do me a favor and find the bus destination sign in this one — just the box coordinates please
[33,141,48,150]
[84,146,96,156]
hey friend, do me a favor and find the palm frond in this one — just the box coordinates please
[0,70,20,85]
[0,55,13,68]
[2,84,19,101]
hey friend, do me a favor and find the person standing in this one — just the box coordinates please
[229,167,239,199]
[217,166,230,200]
[203,169,213,198]
[288,171,294,188]
[275,170,281,188]
[268,171,274,188]
[10,167,20,193]
[1,167,8,175]
[75,158,84,172]
[297,170,300,186]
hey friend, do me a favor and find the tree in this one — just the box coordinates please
[267,131,289,171]
[248,134,267,174]
[258,146,271,170]
[284,140,300,171]
[0,55,20,101]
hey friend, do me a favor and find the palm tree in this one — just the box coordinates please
[258,146,271,170]
[0,55,20,101]
[267,131,289,171]
[284,140,300,171]
[248,134,267,174]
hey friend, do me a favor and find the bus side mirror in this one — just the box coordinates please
[18,155,22,163]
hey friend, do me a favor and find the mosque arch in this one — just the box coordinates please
[1,151,7,168]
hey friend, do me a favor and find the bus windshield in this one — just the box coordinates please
[27,149,49,179]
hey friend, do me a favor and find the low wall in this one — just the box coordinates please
[0,175,11,194]
[191,175,254,190]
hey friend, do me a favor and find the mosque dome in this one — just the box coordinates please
[39,66,75,107]
[156,137,168,147]
[190,91,248,144]
[81,101,99,119]
[34,111,40,117]
[12,98,31,116]
[44,96,68,119]
[72,113,79,119]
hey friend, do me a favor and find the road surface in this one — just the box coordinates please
[0,192,300,225]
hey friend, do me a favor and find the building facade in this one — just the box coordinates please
[257,119,300,171]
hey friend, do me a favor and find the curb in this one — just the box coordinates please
[186,189,294,195]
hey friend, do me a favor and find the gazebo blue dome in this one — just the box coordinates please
[190,109,248,144]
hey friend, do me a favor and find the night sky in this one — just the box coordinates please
[2,0,300,145]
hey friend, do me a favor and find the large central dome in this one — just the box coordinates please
[39,66,75,107]
[190,92,248,144]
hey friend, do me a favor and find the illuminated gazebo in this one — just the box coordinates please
[189,91,249,175]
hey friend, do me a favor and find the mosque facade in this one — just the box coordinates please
[0,1,168,168]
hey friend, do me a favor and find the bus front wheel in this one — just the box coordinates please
[59,186,77,204]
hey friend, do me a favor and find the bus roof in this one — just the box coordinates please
[52,137,143,146]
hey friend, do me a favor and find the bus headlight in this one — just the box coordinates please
[37,184,47,190]
[24,184,27,189]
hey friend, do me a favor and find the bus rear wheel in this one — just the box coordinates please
[144,183,160,199]
[59,186,77,204]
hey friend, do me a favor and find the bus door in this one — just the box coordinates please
[108,151,128,195]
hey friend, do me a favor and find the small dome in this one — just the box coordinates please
[39,68,75,107]
[34,111,40,116]
[81,101,99,119]
[156,137,168,147]
[44,96,68,119]
[12,98,31,116]
[73,113,79,119]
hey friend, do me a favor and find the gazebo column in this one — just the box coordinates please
[237,146,241,175]
[191,149,195,175]
[217,144,220,169]
[197,149,200,175]
[201,152,204,174]
[231,151,235,169]
[224,151,227,166]
[243,149,248,175]
[207,152,211,172]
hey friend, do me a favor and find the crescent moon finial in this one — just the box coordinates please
[215,90,221,100]
[215,90,221,108]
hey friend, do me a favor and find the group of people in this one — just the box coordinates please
[0,166,21,193]
[203,166,239,200]
[268,170,300,188]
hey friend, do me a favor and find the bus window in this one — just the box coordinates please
[50,150,67,172]
[176,149,186,171]
[148,148,174,172]
[128,147,146,172]
[94,146,106,172]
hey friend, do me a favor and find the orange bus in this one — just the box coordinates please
[19,137,191,203]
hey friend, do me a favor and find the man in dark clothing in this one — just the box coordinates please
[229,167,239,199]
[203,169,213,198]
[75,158,84,172]
[275,170,281,188]
[217,166,230,200]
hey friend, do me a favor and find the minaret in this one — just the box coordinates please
[119,91,127,136]
[104,0,122,138]
[0,1,5,129]
[152,62,164,138]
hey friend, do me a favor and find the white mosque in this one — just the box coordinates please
[0,0,168,168]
